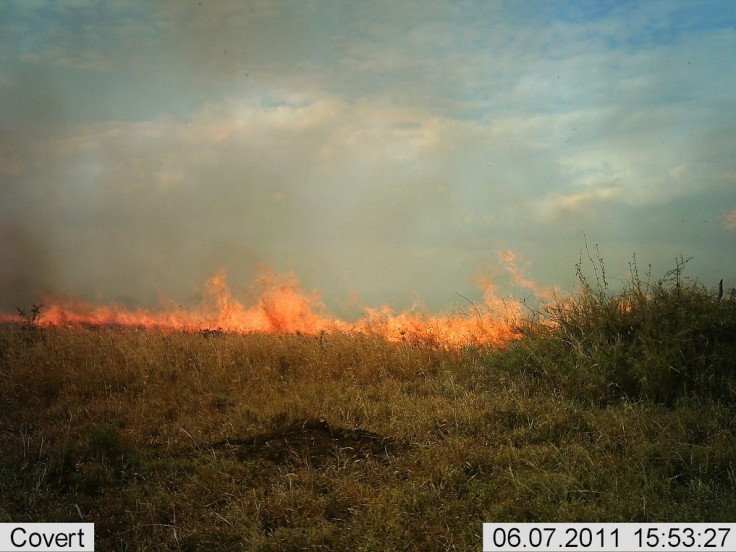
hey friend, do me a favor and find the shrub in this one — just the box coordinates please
[497,254,736,405]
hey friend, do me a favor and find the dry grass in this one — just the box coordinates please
[1,261,735,550]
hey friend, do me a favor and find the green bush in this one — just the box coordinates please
[498,255,736,405]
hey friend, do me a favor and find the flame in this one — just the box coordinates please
[1,255,550,347]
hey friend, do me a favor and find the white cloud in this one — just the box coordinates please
[534,186,624,220]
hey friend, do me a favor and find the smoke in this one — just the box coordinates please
[1,1,735,315]
[721,207,736,230]
[0,219,54,310]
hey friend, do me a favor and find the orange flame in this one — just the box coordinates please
[2,255,550,347]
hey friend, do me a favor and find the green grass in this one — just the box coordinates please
[1,260,735,550]
[502,255,736,405]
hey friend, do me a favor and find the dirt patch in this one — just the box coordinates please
[212,418,402,467]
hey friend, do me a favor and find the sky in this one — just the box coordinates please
[1,0,735,317]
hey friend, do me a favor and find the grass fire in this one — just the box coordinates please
[2,257,735,550]
[3,1,735,549]
[1,254,532,348]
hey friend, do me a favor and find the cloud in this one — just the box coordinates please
[534,186,624,221]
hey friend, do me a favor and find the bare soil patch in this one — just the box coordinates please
[212,418,403,467]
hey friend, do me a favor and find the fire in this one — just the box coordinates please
[2,255,551,347]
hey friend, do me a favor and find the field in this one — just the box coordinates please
[2,263,736,550]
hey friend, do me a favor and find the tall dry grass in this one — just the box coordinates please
[1,258,735,550]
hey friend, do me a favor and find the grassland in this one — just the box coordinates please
[1,261,735,550]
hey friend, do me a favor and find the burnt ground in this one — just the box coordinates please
[210,418,404,467]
